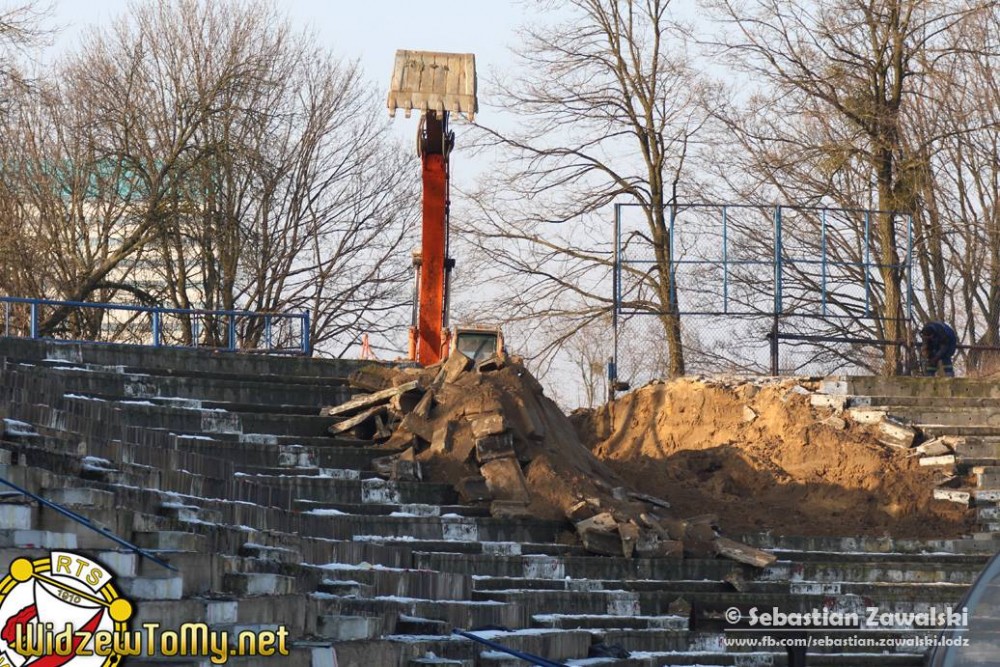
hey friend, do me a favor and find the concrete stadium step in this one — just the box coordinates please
[739,533,1000,556]
[470,576,972,600]
[233,474,459,506]
[58,393,335,438]
[1,336,362,379]
[473,588,965,619]
[3,360,352,407]
[307,562,471,600]
[854,395,1000,408]
[294,499,493,518]
[314,595,528,635]
[824,375,1000,398]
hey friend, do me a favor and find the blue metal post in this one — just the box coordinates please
[773,206,783,314]
[722,206,729,313]
[265,316,273,350]
[4,302,9,337]
[29,301,38,339]
[864,210,871,317]
[152,309,161,347]
[669,200,676,312]
[821,209,828,316]
[228,314,237,351]
[301,311,311,356]
[612,203,621,400]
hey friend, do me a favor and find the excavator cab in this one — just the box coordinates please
[452,326,504,364]
[388,50,504,366]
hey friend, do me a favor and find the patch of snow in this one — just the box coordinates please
[305,508,348,516]
[63,394,105,401]
[119,400,155,406]
[3,419,37,436]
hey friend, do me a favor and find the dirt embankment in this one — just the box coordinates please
[571,378,972,538]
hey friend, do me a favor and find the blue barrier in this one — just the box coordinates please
[0,296,310,355]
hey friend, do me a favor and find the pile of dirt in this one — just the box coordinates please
[322,355,775,566]
[572,377,973,538]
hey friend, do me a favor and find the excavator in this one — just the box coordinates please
[387,50,503,366]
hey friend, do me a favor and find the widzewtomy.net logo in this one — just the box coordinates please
[0,552,289,666]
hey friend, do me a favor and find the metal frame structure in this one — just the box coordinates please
[612,203,915,383]
[0,296,310,355]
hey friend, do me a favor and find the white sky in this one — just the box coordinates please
[47,0,526,140]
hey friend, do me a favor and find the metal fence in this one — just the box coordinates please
[612,203,915,387]
[0,296,310,355]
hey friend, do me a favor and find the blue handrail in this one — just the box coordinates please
[0,473,177,572]
[452,629,566,667]
[0,296,310,355]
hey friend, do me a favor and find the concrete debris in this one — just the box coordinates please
[741,406,757,423]
[322,381,420,418]
[321,357,776,566]
[877,417,919,449]
[915,437,956,457]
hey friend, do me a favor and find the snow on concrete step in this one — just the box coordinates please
[0,529,77,549]
[363,478,402,504]
[317,614,383,641]
[118,575,184,600]
[0,505,33,529]
[44,486,115,508]
[224,572,297,596]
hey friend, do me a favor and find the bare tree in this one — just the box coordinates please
[0,0,418,354]
[702,0,997,374]
[461,0,717,378]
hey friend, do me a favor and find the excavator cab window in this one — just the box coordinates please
[455,332,498,364]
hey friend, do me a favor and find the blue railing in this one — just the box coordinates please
[0,296,310,355]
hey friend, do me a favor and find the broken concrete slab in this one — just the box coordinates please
[848,408,888,424]
[618,522,640,559]
[442,351,472,384]
[456,476,491,502]
[915,438,955,457]
[714,537,777,567]
[480,457,530,502]
[328,405,386,435]
[579,526,624,556]
[628,492,670,509]
[575,512,618,534]
[322,381,420,418]
[489,500,531,518]
[933,488,971,505]
[810,394,848,411]
[475,433,516,464]
[476,355,504,373]
[878,417,919,449]
[920,454,957,467]
[470,412,507,439]
[430,422,455,454]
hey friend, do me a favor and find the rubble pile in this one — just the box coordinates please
[575,377,972,538]
[321,354,775,567]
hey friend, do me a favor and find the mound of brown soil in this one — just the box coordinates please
[574,378,972,538]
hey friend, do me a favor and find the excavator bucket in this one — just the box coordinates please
[387,50,478,121]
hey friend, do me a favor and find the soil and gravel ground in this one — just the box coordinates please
[571,377,973,538]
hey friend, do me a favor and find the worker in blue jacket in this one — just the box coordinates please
[920,322,957,377]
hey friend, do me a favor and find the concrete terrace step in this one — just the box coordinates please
[58,393,336,438]
[2,360,353,407]
[853,395,1000,408]
[0,336,363,379]
[825,375,1000,398]
[294,499,493,518]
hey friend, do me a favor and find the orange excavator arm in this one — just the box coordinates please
[388,50,477,365]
